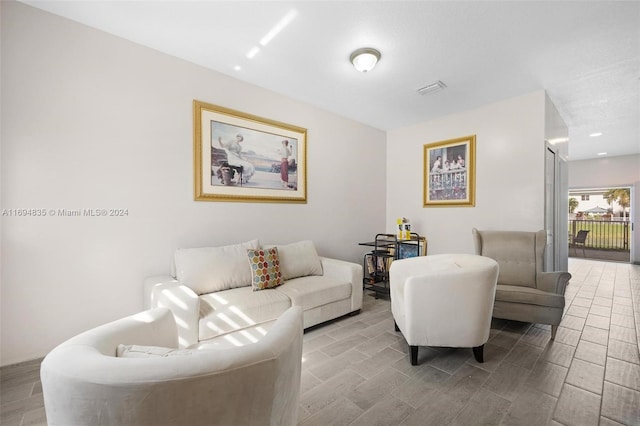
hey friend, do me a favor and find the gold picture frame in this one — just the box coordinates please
[194,100,307,203]
[423,135,476,207]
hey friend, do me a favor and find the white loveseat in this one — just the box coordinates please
[144,240,363,348]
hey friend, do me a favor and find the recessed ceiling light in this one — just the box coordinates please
[246,46,260,59]
[589,132,603,137]
[260,9,297,47]
[597,152,607,156]
[417,81,447,96]
[233,65,242,71]
[547,137,569,144]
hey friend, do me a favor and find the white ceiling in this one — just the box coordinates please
[20,1,640,161]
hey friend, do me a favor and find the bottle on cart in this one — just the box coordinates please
[397,217,411,240]
[403,221,411,240]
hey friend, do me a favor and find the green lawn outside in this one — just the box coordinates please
[568,220,631,250]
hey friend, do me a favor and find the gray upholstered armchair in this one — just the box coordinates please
[472,228,571,339]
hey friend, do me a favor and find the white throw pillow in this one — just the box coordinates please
[174,240,259,295]
[276,240,323,280]
[116,344,197,358]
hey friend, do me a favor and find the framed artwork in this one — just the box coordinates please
[193,100,307,203]
[423,135,476,207]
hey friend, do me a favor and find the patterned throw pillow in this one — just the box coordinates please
[247,247,283,291]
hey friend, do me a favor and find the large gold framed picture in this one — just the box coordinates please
[423,135,476,207]
[193,100,307,203]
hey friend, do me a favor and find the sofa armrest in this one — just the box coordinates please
[537,271,572,296]
[143,275,200,348]
[320,257,363,311]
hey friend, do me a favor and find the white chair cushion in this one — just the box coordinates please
[117,344,198,358]
[174,240,259,294]
[198,286,291,341]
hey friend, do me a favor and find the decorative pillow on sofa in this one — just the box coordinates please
[275,240,323,280]
[247,247,283,291]
[116,344,197,358]
[174,239,259,295]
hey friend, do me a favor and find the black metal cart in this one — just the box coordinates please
[359,233,426,299]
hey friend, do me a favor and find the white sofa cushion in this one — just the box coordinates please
[199,286,291,341]
[275,275,352,311]
[191,321,278,350]
[174,239,259,295]
[273,240,323,280]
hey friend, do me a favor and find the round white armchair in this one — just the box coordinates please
[40,306,303,426]
[390,254,499,365]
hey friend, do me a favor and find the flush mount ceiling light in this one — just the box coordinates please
[417,80,447,96]
[350,48,381,72]
[589,132,603,137]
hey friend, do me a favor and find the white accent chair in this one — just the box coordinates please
[390,254,499,365]
[41,306,303,426]
[472,228,572,339]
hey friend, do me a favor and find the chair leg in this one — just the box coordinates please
[394,321,400,332]
[551,325,558,340]
[410,346,418,365]
[472,345,484,363]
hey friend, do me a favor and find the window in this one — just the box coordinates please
[581,195,590,201]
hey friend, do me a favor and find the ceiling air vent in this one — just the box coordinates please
[417,80,447,96]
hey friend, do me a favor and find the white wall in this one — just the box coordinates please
[0,2,386,366]
[387,91,547,255]
[569,155,640,189]
[569,154,640,264]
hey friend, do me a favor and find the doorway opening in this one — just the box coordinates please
[568,187,631,262]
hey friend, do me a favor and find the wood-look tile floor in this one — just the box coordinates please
[1,258,639,426]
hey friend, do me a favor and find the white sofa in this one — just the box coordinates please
[41,306,304,426]
[144,240,363,348]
